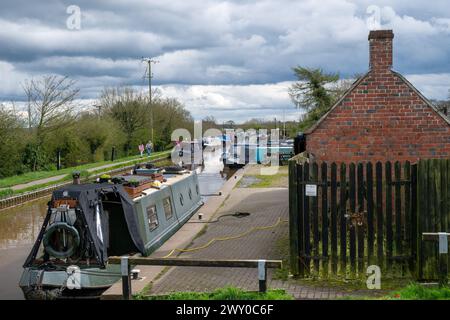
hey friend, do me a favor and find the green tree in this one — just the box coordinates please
[289,67,353,130]
[101,87,149,155]
[0,106,26,177]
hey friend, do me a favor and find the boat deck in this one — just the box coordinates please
[132,171,195,200]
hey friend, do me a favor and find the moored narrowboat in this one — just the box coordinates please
[19,166,203,299]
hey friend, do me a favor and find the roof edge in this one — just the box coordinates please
[304,72,370,134]
[391,70,450,126]
[304,70,450,135]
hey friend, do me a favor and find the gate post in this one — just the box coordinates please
[288,159,299,275]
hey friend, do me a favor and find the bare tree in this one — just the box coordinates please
[22,75,78,139]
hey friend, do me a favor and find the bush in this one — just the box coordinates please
[0,188,13,198]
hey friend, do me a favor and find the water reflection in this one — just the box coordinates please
[0,199,48,250]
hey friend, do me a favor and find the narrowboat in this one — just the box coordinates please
[19,165,203,299]
[221,136,294,167]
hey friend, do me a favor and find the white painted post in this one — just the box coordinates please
[258,259,267,293]
[121,256,131,300]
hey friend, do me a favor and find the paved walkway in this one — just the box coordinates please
[148,187,385,300]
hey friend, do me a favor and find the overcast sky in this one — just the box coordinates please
[1,0,450,122]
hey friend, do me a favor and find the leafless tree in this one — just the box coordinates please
[22,75,79,140]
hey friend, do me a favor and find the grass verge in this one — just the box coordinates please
[0,151,170,188]
[238,165,288,188]
[389,283,450,300]
[340,282,450,300]
[135,286,293,300]
[0,188,13,197]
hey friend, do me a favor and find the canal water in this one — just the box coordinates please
[0,149,233,299]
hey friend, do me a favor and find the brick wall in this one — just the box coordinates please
[305,30,450,163]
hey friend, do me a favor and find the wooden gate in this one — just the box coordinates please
[289,158,450,280]
[289,159,416,278]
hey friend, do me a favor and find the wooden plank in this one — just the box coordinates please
[108,257,283,268]
[340,162,347,275]
[447,159,450,277]
[357,162,365,275]
[426,159,437,279]
[312,163,320,275]
[303,162,311,276]
[385,161,393,270]
[394,161,403,275]
[376,162,384,268]
[404,161,411,272]
[417,160,427,280]
[330,162,338,275]
[288,160,299,275]
[349,163,357,275]
[366,162,374,265]
[321,162,329,277]
[410,163,417,276]
[297,163,305,277]
[441,159,448,235]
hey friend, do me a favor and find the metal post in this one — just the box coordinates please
[121,256,131,300]
[258,259,267,293]
[56,149,61,170]
[438,233,448,287]
[423,232,449,287]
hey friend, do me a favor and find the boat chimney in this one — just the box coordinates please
[72,171,81,185]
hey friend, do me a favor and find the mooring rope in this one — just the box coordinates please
[162,216,289,258]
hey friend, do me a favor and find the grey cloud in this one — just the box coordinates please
[0,0,450,121]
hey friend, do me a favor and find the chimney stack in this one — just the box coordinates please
[368,30,394,71]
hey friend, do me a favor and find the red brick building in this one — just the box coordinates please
[305,30,450,163]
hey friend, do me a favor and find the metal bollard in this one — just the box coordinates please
[258,259,267,293]
[121,256,132,300]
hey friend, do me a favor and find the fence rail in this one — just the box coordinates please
[289,158,449,281]
[109,256,282,299]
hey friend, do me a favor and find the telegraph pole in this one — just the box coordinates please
[142,57,159,142]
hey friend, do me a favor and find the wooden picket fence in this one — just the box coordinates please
[289,157,450,280]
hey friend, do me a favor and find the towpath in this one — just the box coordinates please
[5,153,167,192]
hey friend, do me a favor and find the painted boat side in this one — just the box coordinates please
[134,171,203,255]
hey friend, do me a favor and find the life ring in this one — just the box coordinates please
[43,222,80,259]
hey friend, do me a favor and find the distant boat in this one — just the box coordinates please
[19,166,202,299]
[221,135,294,167]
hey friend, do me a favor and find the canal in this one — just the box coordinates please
[0,148,234,299]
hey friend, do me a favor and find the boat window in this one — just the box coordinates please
[163,197,173,220]
[188,188,192,200]
[180,193,184,206]
[147,205,159,231]
[195,184,199,195]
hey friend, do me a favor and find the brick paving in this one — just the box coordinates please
[149,187,383,299]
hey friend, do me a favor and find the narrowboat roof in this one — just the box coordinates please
[132,171,196,200]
